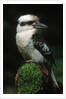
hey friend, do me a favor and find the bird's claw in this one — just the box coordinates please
[26,59,35,63]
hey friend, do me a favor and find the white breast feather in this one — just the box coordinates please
[16,29,44,63]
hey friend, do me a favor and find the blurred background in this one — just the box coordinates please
[3,4,63,94]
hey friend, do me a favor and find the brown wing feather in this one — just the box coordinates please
[32,34,57,67]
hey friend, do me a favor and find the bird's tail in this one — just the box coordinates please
[51,69,59,88]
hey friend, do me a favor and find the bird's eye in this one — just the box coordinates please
[27,21,34,25]
[20,22,26,26]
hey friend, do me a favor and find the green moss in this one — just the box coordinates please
[17,62,43,94]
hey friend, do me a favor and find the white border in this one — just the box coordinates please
[0,0,63,4]
[0,0,65,99]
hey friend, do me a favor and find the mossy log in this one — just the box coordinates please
[15,61,63,94]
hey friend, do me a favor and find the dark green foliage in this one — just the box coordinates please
[17,62,43,94]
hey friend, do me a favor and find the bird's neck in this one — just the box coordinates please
[16,29,37,48]
[17,28,37,38]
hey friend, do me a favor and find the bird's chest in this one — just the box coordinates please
[16,33,34,56]
[16,33,44,62]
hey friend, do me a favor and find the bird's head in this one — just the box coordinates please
[16,14,48,33]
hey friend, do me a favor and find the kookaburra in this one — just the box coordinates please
[16,14,59,88]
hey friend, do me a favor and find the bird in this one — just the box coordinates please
[16,14,59,88]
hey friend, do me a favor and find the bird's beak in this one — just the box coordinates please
[32,23,48,29]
